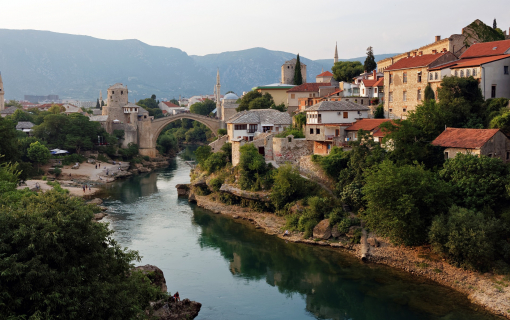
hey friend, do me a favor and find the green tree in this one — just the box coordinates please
[0,189,165,319]
[190,99,216,115]
[27,141,50,169]
[203,152,227,174]
[271,164,307,210]
[439,153,509,211]
[101,100,105,107]
[169,98,180,106]
[429,205,502,271]
[362,160,451,245]
[0,117,20,164]
[493,18,497,29]
[490,110,510,135]
[195,145,212,167]
[332,61,364,82]
[10,109,32,123]
[238,144,272,191]
[293,54,303,85]
[424,83,435,101]
[137,95,163,119]
[157,133,178,155]
[5,100,22,108]
[363,46,376,73]
[96,99,100,109]
[236,91,275,112]
[373,105,384,118]
[48,104,64,114]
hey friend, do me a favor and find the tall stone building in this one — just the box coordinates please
[334,43,338,64]
[281,58,307,85]
[0,72,4,111]
[102,83,128,121]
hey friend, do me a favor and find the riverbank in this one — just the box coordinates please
[190,192,510,319]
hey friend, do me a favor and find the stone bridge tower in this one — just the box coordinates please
[0,72,4,111]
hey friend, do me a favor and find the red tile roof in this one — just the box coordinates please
[345,119,390,132]
[450,55,510,68]
[373,77,384,87]
[361,79,378,87]
[317,71,333,77]
[460,39,510,59]
[385,53,448,71]
[431,128,500,149]
[324,89,343,97]
[162,101,180,108]
[428,61,460,71]
[287,82,331,92]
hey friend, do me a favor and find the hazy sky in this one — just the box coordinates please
[0,0,508,60]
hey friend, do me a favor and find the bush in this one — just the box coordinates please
[143,155,150,161]
[97,154,109,163]
[203,152,227,174]
[363,160,451,246]
[238,144,273,191]
[312,147,349,180]
[62,153,86,165]
[218,128,227,136]
[209,177,224,192]
[53,167,62,177]
[118,143,139,160]
[275,128,305,138]
[195,145,212,167]
[270,164,308,210]
[429,206,503,271]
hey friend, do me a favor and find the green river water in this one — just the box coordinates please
[100,146,501,320]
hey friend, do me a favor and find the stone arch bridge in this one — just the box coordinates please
[138,113,222,157]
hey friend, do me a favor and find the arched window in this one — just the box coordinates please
[454,70,458,77]
[466,69,470,77]
[429,73,433,80]
[435,72,438,80]
[460,70,464,77]
[473,68,477,76]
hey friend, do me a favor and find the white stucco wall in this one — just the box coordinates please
[306,110,369,124]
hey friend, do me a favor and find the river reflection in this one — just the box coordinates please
[101,147,501,320]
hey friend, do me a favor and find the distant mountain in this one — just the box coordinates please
[0,29,399,101]
[314,53,399,68]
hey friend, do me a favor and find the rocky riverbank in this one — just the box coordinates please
[186,190,510,319]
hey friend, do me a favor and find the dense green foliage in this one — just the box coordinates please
[0,163,165,319]
[373,105,384,118]
[363,46,376,73]
[332,61,364,82]
[424,83,435,101]
[439,154,509,211]
[271,164,307,210]
[275,128,304,138]
[157,119,213,154]
[235,91,285,112]
[195,144,232,175]
[238,144,273,191]
[190,99,216,116]
[363,161,452,246]
[27,141,51,169]
[429,206,505,271]
[137,94,163,119]
[293,54,303,85]
[463,19,506,45]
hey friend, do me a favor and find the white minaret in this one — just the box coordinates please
[334,42,338,64]
[216,68,221,118]
[0,72,4,111]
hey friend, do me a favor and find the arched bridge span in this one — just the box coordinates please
[138,113,223,157]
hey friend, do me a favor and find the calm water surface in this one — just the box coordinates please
[101,146,500,320]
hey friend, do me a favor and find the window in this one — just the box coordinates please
[488,153,493,158]
[403,72,407,83]
[460,70,464,77]
[417,89,422,101]
[318,114,322,123]
[389,74,393,84]
[361,99,364,105]
[310,128,314,134]
[466,69,470,77]
[374,88,378,93]
[429,73,433,80]
[473,68,477,76]
[291,94,295,99]
[454,70,458,77]
[389,92,393,102]
[492,85,497,98]
[362,89,365,95]
[343,112,348,119]
[121,91,123,95]
[234,124,247,130]
[435,72,438,80]
[403,91,407,102]
[507,151,510,160]
[316,128,321,134]
[403,107,407,112]
[505,66,509,75]
[309,94,312,97]
[248,124,257,133]
[112,91,114,94]
[444,152,449,160]
[389,108,393,113]
[418,72,422,82]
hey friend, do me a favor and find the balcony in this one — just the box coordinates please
[326,135,334,140]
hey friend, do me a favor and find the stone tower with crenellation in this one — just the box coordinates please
[281,58,307,85]
[0,72,4,111]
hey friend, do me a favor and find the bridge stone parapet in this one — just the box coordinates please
[138,113,222,158]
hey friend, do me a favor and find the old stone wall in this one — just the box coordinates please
[231,140,245,166]
[209,135,229,153]
[273,137,313,164]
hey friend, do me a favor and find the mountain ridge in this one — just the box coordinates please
[0,29,398,100]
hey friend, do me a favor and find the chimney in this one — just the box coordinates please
[373,70,377,79]
[432,49,437,54]
[419,51,423,56]
[407,52,411,58]
[435,35,441,42]
[413,52,417,57]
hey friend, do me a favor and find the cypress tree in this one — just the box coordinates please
[493,18,497,29]
[293,54,303,85]
[101,100,105,107]
[96,99,100,109]
[424,84,435,101]
[364,46,377,73]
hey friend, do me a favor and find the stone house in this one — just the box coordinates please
[226,109,291,142]
[287,82,333,114]
[431,128,510,162]
[305,101,370,154]
[344,119,390,144]
[0,106,18,118]
[316,71,334,83]
[219,92,239,122]
[15,121,35,135]
[158,101,187,115]
[384,51,458,119]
